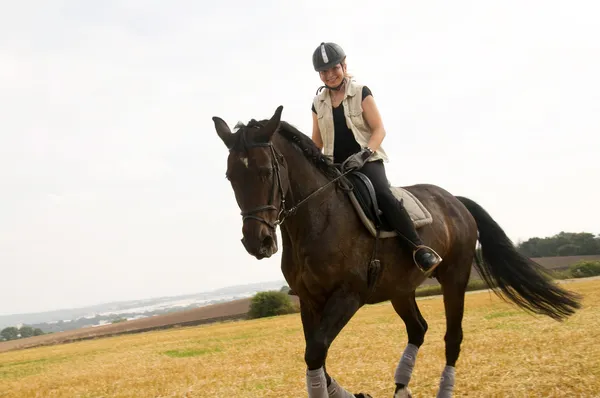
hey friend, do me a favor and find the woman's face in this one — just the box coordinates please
[319,63,345,87]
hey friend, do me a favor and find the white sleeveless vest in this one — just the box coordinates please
[313,79,389,163]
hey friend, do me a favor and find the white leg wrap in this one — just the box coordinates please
[394,343,419,385]
[436,366,456,398]
[307,367,328,398]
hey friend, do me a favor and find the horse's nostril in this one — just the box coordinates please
[262,235,274,248]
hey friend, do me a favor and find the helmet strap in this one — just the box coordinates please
[315,75,347,95]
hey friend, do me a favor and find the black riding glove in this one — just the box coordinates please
[341,147,374,172]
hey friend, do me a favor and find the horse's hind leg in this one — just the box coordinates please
[301,288,371,398]
[390,293,428,398]
[435,261,470,398]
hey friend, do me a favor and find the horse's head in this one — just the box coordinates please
[213,105,289,259]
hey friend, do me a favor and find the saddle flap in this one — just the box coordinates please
[348,172,384,227]
[345,172,433,239]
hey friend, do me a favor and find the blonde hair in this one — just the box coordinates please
[341,57,354,80]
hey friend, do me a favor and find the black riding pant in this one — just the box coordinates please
[359,160,423,247]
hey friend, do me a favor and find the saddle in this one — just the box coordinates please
[343,171,433,239]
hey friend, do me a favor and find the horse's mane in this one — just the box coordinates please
[233,118,341,180]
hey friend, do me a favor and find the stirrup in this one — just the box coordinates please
[412,245,443,276]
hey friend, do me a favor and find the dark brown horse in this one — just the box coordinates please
[212,106,581,397]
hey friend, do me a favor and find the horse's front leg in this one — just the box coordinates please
[390,294,428,398]
[301,287,369,398]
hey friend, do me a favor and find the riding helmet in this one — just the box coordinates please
[312,42,346,71]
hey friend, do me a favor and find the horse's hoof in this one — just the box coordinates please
[394,387,413,398]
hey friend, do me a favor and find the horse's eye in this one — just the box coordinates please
[258,167,273,177]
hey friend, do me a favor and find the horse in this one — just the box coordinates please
[212,105,581,397]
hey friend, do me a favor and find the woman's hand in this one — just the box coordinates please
[341,147,373,172]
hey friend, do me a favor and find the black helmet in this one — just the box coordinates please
[312,42,346,72]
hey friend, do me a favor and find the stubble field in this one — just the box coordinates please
[1,278,599,397]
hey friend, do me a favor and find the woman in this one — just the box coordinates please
[310,41,442,275]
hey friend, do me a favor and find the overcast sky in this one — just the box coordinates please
[1,0,598,315]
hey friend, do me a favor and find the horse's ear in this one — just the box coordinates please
[259,105,284,141]
[212,116,235,149]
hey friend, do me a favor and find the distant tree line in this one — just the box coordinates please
[1,325,45,341]
[516,232,600,258]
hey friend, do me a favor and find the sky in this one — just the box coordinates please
[1,0,598,315]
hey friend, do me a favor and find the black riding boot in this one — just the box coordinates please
[391,199,442,275]
[358,160,442,276]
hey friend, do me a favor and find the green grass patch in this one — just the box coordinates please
[162,347,223,358]
[549,269,572,280]
[569,261,600,278]
[415,279,490,298]
[0,356,72,379]
[415,284,443,297]
[484,310,520,320]
[251,378,278,391]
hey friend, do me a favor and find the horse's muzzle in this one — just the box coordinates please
[241,230,278,259]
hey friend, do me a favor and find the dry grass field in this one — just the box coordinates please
[1,278,599,398]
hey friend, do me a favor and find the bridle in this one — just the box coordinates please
[236,140,353,231]
[238,141,287,230]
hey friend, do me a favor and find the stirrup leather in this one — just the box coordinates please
[412,245,443,275]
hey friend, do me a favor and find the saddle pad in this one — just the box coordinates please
[348,185,433,239]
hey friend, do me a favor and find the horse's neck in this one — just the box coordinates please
[273,134,346,234]
[276,139,328,197]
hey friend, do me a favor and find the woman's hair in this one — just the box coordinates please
[341,57,353,79]
[318,56,353,79]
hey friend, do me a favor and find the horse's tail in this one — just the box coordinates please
[456,196,581,321]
